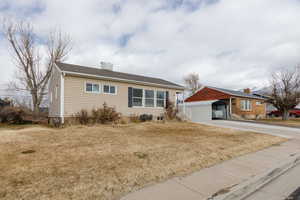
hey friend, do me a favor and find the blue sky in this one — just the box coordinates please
[1,0,300,92]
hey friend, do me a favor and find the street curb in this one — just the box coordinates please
[209,154,300,200]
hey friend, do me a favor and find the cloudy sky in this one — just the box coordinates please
[1,0,300,93]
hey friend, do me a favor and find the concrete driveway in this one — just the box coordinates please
[202,120,300,140]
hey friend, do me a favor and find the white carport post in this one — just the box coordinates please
[183,92,186,120]
[229,97,232,119]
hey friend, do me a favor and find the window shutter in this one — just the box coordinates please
[165,91,169,108]
[128,87,133,107]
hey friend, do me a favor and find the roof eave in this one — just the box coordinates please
[207,86,265,100]
[63,70,185,90]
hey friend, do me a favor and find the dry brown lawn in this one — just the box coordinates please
[0,122,287,200]
[257,118,300,128]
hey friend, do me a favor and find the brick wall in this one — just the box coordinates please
[231,97,266,119]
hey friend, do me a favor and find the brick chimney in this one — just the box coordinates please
[243,88,251,94]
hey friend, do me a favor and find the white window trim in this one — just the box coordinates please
[156,90,166,108]
[132,88,144,107]
[131,88,165,109]
[144,89,155,108]
[84,81,101,94]
[241,99,252,111]
[103,84,117,95]
[256,101,262,105]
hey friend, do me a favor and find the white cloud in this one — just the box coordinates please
[0,0,300,93]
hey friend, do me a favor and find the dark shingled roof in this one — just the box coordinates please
[55,62,184,89]
[208,86,265,100]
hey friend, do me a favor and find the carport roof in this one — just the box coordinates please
[208,87,265,100]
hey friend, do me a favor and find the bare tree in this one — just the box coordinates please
[184,72,201,94]
[2,20,72,115]
[269,67,300,120]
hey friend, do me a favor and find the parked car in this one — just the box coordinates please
[267,109,300,118]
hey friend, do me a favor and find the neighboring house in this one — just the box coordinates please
[48,62,184,124]
[0,98,11,109]
[180,86,266,122]
[252,92,277,113]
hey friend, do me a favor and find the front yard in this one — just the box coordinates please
[256,118,300,128]
[0,122,286,200]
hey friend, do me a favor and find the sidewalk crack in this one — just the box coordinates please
[172,178,206,197]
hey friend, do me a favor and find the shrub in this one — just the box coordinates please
[165,101,179,120]
[139,114,153,122]
[91,103,121,124]
[129,114,140,123]
[76,109,89,125]
[0,106,26,124]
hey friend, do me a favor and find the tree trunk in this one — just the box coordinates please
[282,109,289,121]
[31,91,40,118]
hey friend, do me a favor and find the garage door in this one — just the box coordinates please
[190,104,212,122]
[178,100,216,123]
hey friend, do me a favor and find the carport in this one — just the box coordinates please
[212,100,229,120]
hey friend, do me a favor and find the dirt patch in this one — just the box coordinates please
[0,122,287,200]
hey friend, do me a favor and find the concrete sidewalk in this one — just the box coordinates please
[121,122,300,200]
[245,162,300,200]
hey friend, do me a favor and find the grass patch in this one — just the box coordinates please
[0,122,287,200]
[257,118,300,128]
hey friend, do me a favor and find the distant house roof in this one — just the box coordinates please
[185,86,265,102]
[208,87,265,100]
[55,62,184,90]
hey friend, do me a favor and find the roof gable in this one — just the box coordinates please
[55,62,184,90]
[185,87,231,102]
[185,86,265,102]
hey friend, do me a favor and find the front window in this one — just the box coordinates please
[103,85,116,94]
[86,83,100,93]
[241,100,252,111]
[156,91,165,107]
[145,90,154,107]
[133,88,143,106]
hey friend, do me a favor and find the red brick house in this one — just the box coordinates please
[181,86,266,121]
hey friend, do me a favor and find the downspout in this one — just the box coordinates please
[183,92,186,120]
[60,72,65,124]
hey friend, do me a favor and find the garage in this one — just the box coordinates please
[178,100,217,122]
[178,99,230,122]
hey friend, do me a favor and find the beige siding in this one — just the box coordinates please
[64,76,182,117]
[48,66,62,117]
